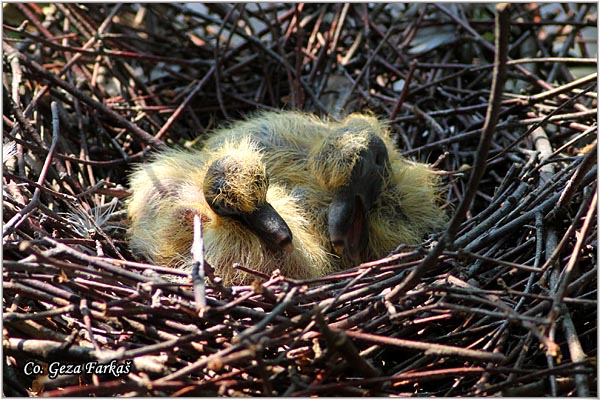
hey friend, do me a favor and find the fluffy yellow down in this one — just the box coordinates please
[200,110,447,269]
[202,137,268,213]
[367,158,447,260]
[126,138,334,285]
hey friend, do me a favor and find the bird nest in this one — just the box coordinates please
[2,3,597,397]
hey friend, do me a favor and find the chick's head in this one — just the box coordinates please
[203,138,294,252]
[307,114,391,263]
[203,154,267,215]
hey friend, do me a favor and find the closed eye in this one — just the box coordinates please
[208,199,236,216]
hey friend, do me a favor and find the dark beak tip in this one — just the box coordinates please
[281,238,294,253]
[331,239,345,256]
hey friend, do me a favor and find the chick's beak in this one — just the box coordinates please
[243,202,294,253]
[332,243,345,256]
[328,192,368,264]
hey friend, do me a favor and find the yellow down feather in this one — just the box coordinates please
[201,110,447,269]
[126,137,334,285]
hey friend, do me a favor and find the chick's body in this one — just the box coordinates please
[127,138,333,285]
[202,111,446,268]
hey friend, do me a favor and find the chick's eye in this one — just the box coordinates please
[209,199,222,212]
[208,198,233,216]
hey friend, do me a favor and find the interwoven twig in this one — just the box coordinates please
[3,3,596,396]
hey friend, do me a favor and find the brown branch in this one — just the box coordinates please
[2,42,165,150]
[385,3,511,303]
[339,330,505,363]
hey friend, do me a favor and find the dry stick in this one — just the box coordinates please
[499,377,585,397]
[3,172,78,203]
[120,328,216,360]
[455,250,542,273]
[41,380,162,398]
[293,5,308,108]
[389,61,416,120]
[454,182,530,248]
[153,345,248,384]
[443,277,559,356]
[456,163,520,234]
[484,360,594,396]
[3,304,77,322]
[313,307,381,380]
[402,120,511,157]
[547,4,592,83]
[37,237,157,285]
[10,4,123,120]
[253,354,275,396]
[3,133,139,167]
[2,24,205,67]
[3,102,61,237]
[436,3,590,113]
[322,256,427,331]
[6,55,47,150]
[191,214,207,313]
[9,49,23,108]
[294,367,486,396]
[385,3,511,304]
[486,83,596,168]
[79,298,101,352]
[520,108,597,124]
[188,5,330,113]
[475,326,509,393]
[463,162,594,254]
[526,121,562,357]
[339,330,504,363]
[339,21,394,111]
[540,182,597,273]
[543,171,596,392]
[551,143,597,214]
[548,190,597,323]
[331,3,350,60]
[531,126,555,182]
[549,125,597,158]
[1,42,165,150]
[530,72,597,103]
[561,305,590,397]
[566,265,597,297]
[14,4,54,38]
[259,283,304,315]
[213,4,239,119]
[234,286,298,344]
[507,56,597,65]
[4,338,95,362]
[58,3,96,38]
[286,267,379,358]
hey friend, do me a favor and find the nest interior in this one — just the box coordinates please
[2,3,597,397]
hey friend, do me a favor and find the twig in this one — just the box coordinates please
[339,330,505,363]
[560,305,590,397]
[548,190,597,322]
[1,43,165,150]
[3,102,61,237]
[385,3,511,303]
[191,214,207,313]
[314,307,381,380]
